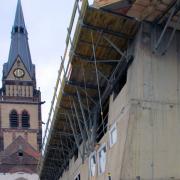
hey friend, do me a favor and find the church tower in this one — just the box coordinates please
[0,0,42,175]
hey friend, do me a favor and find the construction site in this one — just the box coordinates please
[38,0,180,179]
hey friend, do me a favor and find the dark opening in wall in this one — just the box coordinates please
[96,98,109,143]
[0,136,4,151]
[18,151,23,157]
[22,110,30,128]
[96,66,128,142]
[20,27,24,33]
[64,160,69,172]
[14,26,18,33]
[113,68,127,100]
[10,110,19,128]
[74,148,78,162]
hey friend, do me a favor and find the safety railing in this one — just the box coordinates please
[38,0,90,174]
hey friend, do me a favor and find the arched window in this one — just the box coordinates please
[10,110,18,128]
[22,110,30,128]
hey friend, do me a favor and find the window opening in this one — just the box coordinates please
[96,98,109,142]
[22,111,30,128]
[20,27,24,33]
[114,68,127,99]
[98,144,107,175]
[14,26,18,33]
[10,110,18,128]
[109,123,117,148]
[0,137,4,151]
[74,148,78,162]
[89,152,96,177]
[18,151,23,157]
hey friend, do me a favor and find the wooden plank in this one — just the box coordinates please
[94,0,125,8]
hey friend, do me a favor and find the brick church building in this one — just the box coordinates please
[0,0,42,179]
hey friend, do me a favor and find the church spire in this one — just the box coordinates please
[3,0,34,78]
[14,0,26,29]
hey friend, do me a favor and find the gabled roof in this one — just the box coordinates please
[0,136,40,160]
[3,0,34,78]
[0,136,39,173]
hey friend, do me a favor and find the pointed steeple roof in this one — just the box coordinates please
[3,0,34,78]
[14,0,26,28]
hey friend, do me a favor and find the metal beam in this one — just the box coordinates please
[80,21,132,39]
[72,100,87,148]
[163,14,180,54]
[66,113,83,158]
[47,132,67,173]
[64,116,76,150]
[48,146,72,154]
[63,92,98,101]
[66,0,79,45]
[154,1,177,23]
[91,108,98,146]
[102,55,134,104]
[103,35,127,57]
[76,88,91,143]
[154,7,176,50]
[79,39,113,50]
[60,138,69,167]
[74,53,122,63]
[54,131,74,137]
[48,148,67,169]
[47,158,64,163]
[77,86,97,105]
[91,32,104,127]
[66,80,98,90]
[98,69,110,83]
[60,105,73,111]
[59,105,88,120]
[155,0,180,24]
[154,1,180,52]
[51,140,73,152]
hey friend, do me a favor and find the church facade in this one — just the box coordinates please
[0,0,42,179]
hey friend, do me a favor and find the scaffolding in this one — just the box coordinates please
[38,0,180,179]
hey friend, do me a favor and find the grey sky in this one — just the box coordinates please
[0,0,74,129]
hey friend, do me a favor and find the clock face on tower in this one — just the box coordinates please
[13,68,25,78]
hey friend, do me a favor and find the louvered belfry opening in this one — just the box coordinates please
[22,110,30,128]
[13,26,25,34]
[10,110,19,128]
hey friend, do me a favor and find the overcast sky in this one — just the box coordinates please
[0,0,77,131]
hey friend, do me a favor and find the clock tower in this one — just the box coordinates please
[0,0,42,176]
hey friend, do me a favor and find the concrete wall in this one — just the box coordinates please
[120,24,180,179]
[59,24,180,180]
[59,84,130,180]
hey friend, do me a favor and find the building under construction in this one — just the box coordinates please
[38,0,180,179]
